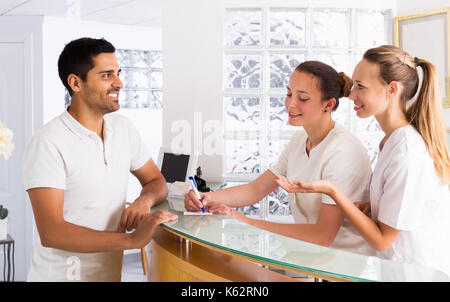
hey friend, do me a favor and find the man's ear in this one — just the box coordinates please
[67,74,82,93]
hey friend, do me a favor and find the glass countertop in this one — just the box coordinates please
[152,198,449,282]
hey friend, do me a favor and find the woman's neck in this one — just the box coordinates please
[304,116,335,154]
[375,103,410,142]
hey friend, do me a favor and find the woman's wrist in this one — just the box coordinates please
[325,182,338,199]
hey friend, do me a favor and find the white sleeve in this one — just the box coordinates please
[321,147,372,205]
[377,151,430,230]
[127,120,151,172]
[268,133,298,177]
[22,135,66,190]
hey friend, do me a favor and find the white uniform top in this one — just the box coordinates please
[23,110,150,281]
[370,125,450,277]
[270,123,375,256]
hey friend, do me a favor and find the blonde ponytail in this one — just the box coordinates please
[406,57,450,183]
[364,45,450,184]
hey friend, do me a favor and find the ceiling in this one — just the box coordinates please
[0,0,162,27]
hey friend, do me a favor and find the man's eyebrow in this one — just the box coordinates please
[97,68,121,74]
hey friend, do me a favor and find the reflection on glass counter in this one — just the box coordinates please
[156,198,449,282]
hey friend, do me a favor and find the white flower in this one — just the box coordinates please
[0,123,14,160]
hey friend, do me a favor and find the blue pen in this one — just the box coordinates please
[188,176,205,213]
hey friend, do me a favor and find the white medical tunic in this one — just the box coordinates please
[370,125,450,277]
[23,110,150,281]
[270,123,375,256]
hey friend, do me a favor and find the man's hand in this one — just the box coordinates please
[129,210,178,248]
[184,189,212,212]
[116,196,151,233]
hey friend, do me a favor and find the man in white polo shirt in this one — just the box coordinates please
[23,38,177,281]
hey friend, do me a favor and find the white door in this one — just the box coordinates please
[0,35,34,281]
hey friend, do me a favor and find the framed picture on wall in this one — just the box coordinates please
[448,130,450,146]
[394,8,450,108]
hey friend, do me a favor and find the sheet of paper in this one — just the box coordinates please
[183,211,212,216]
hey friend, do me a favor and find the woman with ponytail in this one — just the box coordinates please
[277,45,450,277]
[186,61,375,256]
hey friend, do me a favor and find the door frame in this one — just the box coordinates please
[0,32,36,280]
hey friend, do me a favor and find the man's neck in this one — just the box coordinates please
[67,102,104,140]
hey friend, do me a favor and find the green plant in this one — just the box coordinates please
[0,205,8,220]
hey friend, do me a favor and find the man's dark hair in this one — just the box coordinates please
[58,37,116,96]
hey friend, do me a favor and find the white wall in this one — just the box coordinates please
[162,0,225,182]
[394,1,450,128]
[395,0,449,15]
[0,16,45,143]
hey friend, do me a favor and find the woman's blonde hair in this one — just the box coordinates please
[364,45,450,184]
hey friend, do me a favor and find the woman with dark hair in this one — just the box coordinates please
[276,45,450,276]
[185,61,374,255]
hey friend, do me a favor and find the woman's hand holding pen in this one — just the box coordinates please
[184,189,245,221]
[184,190,211,212]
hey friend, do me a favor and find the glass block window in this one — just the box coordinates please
[223,7,391,218]
[224,8,263,47]
[64,49,163,109]
[117,49,163,109]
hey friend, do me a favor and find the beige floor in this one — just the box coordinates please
[121,252,147,282]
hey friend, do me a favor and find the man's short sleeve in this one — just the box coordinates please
[127,121,151,172]
[23,135,66,190]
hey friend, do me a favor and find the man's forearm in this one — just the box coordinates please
[40,221,135,253]
[138,176,168,208]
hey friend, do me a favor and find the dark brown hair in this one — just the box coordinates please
[295,61,352,111]
[58,37,116,96]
